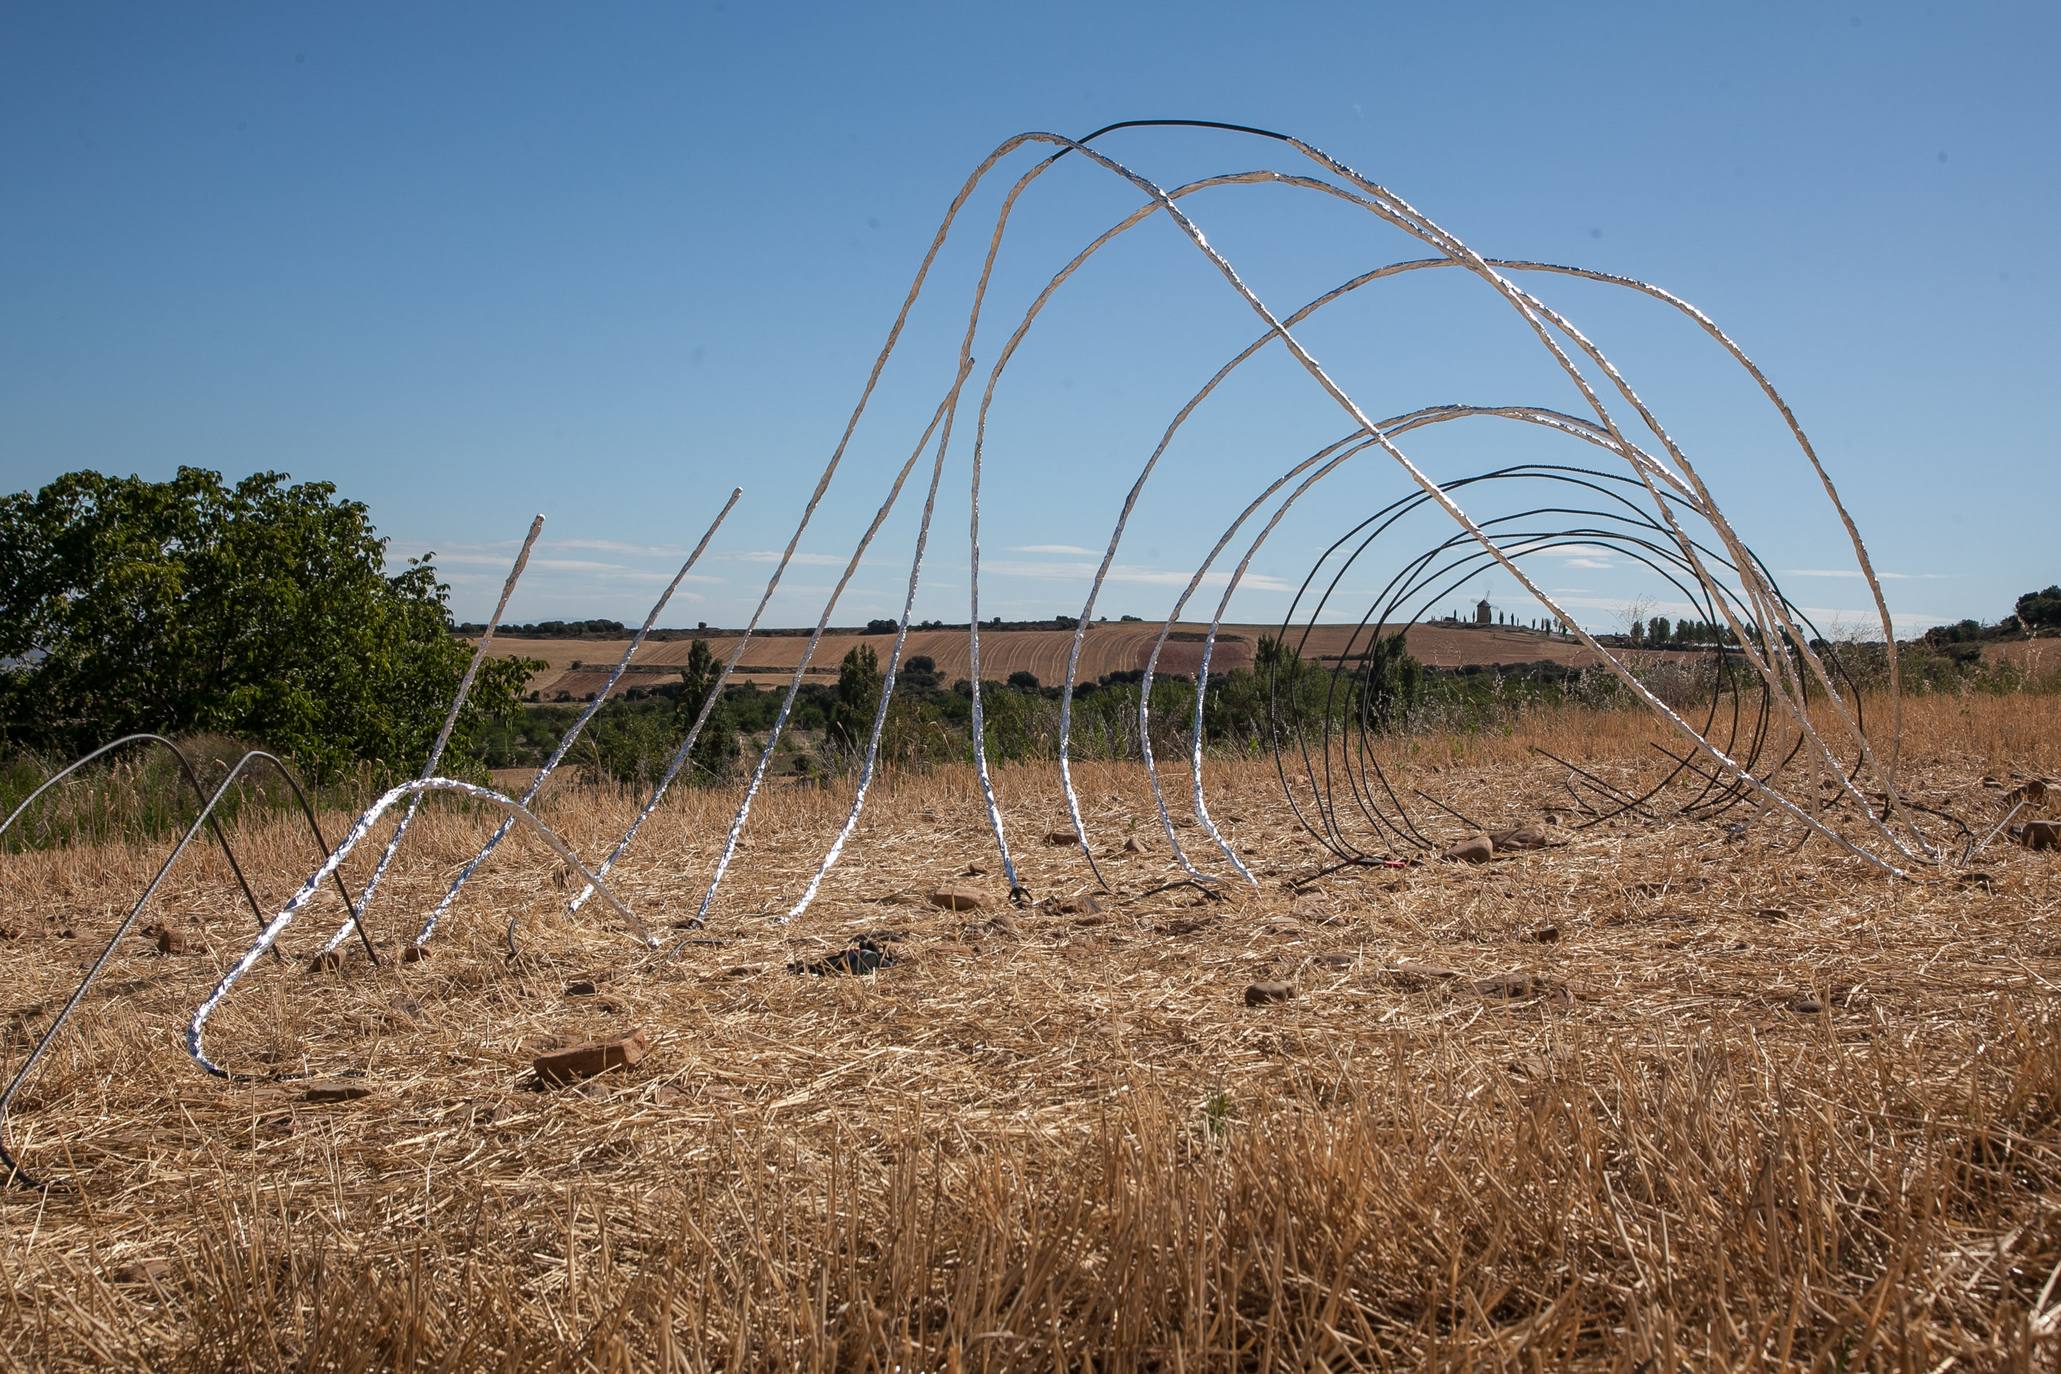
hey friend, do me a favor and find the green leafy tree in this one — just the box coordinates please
[2015,585,2061,631]
[1253,634,1298,681]
[1360,631,1424,733]
[900,654,942,692]
[0,467,530,778]
[827,644,881,755]
[674,638,739,784]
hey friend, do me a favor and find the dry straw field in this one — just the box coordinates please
[2,693,2058,1369]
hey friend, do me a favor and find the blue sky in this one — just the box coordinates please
[4,1,2055,637]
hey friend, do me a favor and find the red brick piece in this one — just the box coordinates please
[533,1030,650,1084]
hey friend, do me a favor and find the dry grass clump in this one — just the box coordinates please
[0,693,2058,1369]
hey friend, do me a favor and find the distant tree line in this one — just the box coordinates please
[1625,616,1742,648]
[457,618,630,639]
[1922,584,2061,647]
[489,630,1660,788]
[460,613,1110,641]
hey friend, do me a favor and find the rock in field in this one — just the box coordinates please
[1475,973,1568,1001]
[930,882,988,911]
[1244,980,1297,1007]
[2021,820,2059,852]
[1441,835,1494,863]
[110,1257,172,1285]
[155,926,199,955]
[789,936,897,976]
[1378,959,1462,991]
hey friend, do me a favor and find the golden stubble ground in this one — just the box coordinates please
[0,694,2057,1370]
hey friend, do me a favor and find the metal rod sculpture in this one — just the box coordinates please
[1,746,366,1188]
[4,121,1947,1165]
[184,121,1933,1025]
[582,118,1928,926]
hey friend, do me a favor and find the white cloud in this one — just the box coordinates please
[1501,541,1620,561]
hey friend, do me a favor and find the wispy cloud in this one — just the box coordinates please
[981,558,1292,594]
[392,535,721,570]
[724,550,849,567]
[1012,543,1099,557]
[1779,569,1949,581]
[550,537,699,559]
[423,552,715,582]
[1542,589,1943,637]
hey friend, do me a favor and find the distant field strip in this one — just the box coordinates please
[483,622,1636,697]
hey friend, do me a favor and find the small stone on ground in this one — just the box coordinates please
[1442,836,1494,863]
[930,883,987,911]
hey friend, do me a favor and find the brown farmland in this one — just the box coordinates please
[1,693,2058,1367]
[488,621,1649,699]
